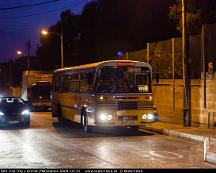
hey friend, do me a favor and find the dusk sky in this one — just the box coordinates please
[0,0,88,62]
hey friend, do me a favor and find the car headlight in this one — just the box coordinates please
[21,110,30,115]
[99,113,113,121]
[0,112,4,116]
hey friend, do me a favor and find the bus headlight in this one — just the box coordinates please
[142,114,147,120]
[142,113,154,120]
[147,113,154,120]
[100,113,107,121]
[107,114,113,121]
[99,113,113,121]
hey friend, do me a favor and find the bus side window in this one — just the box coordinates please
[80,73,89,93]
[62,74,69,92]
[53,75,62,92]
[69,73,79,92]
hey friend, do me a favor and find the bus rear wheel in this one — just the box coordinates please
[57,105,63,123]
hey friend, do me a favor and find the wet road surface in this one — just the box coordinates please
[0,112,215,168]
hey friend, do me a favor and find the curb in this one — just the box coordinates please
[141,126,216,164]
[141,126,206,142]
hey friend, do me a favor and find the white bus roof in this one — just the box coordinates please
[54,60,152,73]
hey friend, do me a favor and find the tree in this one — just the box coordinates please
[37,0,179,69]
[37,10,81,70]
[169,0,216,35]
[79,0,178,61]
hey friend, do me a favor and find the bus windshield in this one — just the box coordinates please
[31,85,51,99]
[95,66,151,93]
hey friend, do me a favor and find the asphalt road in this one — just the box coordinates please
[0,112,215,169]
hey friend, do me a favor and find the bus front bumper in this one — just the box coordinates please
[93,109,159,127]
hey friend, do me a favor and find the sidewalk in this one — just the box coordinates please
[140,122,216,142]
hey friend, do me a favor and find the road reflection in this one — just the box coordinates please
[52,120,155,138]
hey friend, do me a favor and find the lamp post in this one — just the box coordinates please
[41,29,64,68]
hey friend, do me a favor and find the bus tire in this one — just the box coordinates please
[52,105,57,117]
[57,104,63,123]
[81,108,92,132]
[86,125,93,133]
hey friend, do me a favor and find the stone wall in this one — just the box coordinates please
[152,77,216,127]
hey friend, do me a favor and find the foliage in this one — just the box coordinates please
[169,0,216,35]
[36,0,178,70]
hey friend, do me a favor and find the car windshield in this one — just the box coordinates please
[0,98,24,104]
[95,66,151,93]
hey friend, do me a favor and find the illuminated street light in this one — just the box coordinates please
[41,30,48,35]
[41,29,64,68]
[16,50,22,55]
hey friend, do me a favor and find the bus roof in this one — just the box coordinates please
[54,60,151,73]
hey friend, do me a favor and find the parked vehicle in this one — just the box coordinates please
[0,97,30,127]
[21,70,52,111]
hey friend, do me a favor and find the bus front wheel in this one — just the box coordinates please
[81,110,92,133]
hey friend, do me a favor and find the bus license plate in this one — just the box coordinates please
[119,121,134,126]
[9,121,19,124]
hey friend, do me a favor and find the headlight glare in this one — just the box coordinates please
[106,114,113,121]
[100,113,107,121]
[21,110,30,115]
[0,112,4,116]
[99,113,113,121]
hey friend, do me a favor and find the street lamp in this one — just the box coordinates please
[41,29,64,68]
[16,50,22,55]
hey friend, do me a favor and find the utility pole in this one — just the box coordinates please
[27,40,30,71]
[201,25,206,108]
[61,21,64,68]
[182,0,191,126]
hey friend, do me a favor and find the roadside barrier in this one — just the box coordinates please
[204,137,216,164]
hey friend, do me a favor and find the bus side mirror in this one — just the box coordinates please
[156,73,159,83]
[87,73,93,84]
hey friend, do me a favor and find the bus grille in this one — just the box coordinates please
[118,102,137,110]
[138,101,153,109]
[118,115,138,121]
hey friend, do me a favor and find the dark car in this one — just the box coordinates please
[0,97,30,127]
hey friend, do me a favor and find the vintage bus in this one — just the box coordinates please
[52,60,159,131]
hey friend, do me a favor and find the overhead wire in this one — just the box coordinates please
[0,0,61,11]
[0,0,86,20]
[0,0,88,32]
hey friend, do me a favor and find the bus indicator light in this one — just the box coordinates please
[117,62,135,66]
